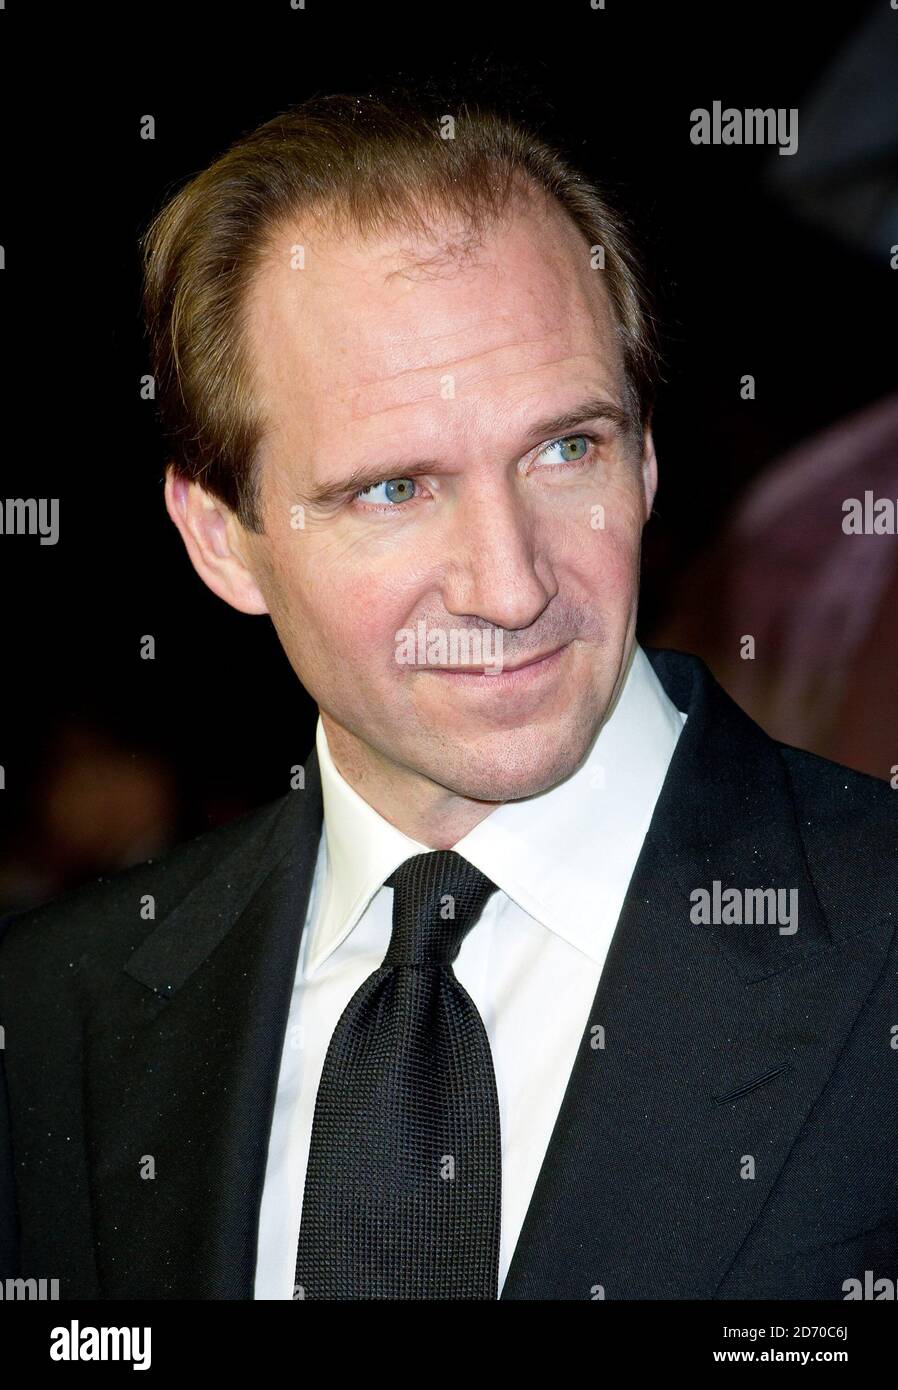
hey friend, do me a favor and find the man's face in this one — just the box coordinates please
[233,196,657,804]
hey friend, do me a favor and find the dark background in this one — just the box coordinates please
[1,0,895,908]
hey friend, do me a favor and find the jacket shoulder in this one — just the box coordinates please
[0,793,291,973]
[778,742,895,838]
[777,742,897,926]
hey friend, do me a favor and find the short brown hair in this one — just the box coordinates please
[141,90,663,532]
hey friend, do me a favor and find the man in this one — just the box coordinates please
[1,92,895,1301]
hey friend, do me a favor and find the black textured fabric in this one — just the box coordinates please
[294,850,501,1300]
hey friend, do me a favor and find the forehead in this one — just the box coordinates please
[245,196,626,457]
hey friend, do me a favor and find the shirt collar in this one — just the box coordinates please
[305,642,686,974]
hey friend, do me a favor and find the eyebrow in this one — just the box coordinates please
[304,394,636,507]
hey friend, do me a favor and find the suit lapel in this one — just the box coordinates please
[79,750,323,1298]
[501,648,890,1298]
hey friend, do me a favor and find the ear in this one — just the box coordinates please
[164,467,269,615]
[640,424,658,520]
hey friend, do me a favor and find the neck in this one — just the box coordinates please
[320,714,501,849]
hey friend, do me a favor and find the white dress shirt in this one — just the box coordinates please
[254,642,687,1298]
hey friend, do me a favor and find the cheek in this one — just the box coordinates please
[295,554,407,678]
[560,492,645,597]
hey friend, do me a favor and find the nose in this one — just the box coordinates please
[441,477,556,631]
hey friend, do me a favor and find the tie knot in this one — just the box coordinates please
[382,850,498,968]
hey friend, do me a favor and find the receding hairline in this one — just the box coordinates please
[251,171,569,286]
[244,176,631,394]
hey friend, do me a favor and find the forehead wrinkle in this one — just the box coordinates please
[345,339,614,424]
[280,360,628,507]
[348,312,547,368]
[308,383,620,513]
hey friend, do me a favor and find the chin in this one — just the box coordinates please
[438,722,596,803]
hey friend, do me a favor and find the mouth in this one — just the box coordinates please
[417,642,570,688]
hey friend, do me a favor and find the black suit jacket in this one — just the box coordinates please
[1,647,895,1299]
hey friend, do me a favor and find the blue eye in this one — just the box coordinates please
[355,478,417,506]
[537,434,591,466]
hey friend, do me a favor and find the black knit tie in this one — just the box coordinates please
[294,850,502,1300]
